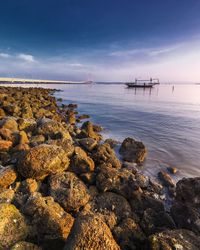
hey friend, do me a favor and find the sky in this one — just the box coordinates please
[1,0,200,82]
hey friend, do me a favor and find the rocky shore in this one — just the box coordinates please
[0,86,200,250]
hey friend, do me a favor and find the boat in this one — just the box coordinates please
[125,78,159,88]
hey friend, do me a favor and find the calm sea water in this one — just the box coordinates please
[2,83,200,180]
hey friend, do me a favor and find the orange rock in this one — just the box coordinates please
[0,165,17,188]
[0,139,13,151]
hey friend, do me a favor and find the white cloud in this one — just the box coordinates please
[17,53,36,63]
[0,53,11,58]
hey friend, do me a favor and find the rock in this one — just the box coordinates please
[96,165,136,198]
[93,124,103,132]
[0,117,18,132]
[0,165,17,188]
[67,111,76,125]
[140,208,176,236]
[80,172,96,185]
[11,241,42,250]
[19,131,29,144]
[104,138,119,148]
[158,171,175,188]
[24,193,74,242]
[49,172,90,212]
[0,108,6,118]
[135,173,149,188]
[119,137,147,163]
[37,118,72,140]
[78,121,102,141]
[0,203,28,249]
[113,218,146,250]
[175,177,200,207]
[78,137,98,152]
[70,147,95,174]
[30,134,45,146]
[19,178,39,194]
[94,192,132,222]
[129,191,164,218]
[0,139,13,151]
[46,138,74,157]
[167,166,178,174]
[17,118,37,132]
[77,114,90,120]
[171,202,200,234]
[17,144,69,180]
[0,188,15,203]
[93,143,121,169]
[64,214,120,250]
[148,229,200,250]
[0,128,16,143]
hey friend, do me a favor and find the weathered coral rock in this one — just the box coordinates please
[24,193,74,241]
[47,138,74,156]
[17,118,37,132]
[94,192,132,222]
[77,121,102,141]
[37,118,72,140]
[113,218,146,250]
[140,208,176,236]
[96,165,136,198]
[64,214,120,250]
[17,144,69,180]
[119,137,147,163]
[0,188,15,203]
[49,172,90,212]
[0,165,17,188]
[78,137,98,151]
[175,177,200,207]
[0,139,13,151]
[0,203,28,249]
[0,117,18,132]
[93,143,121,168]
[71,146,95,174]
[148,229,200,250]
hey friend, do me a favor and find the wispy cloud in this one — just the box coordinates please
[110,44,181,57]
[0,53,11,58]
[17,53,36,63]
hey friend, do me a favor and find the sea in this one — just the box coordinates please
[1,83,200,180]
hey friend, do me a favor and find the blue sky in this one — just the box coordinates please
[1,0,200,81]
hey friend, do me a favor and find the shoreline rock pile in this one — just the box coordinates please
[0,86,200,250]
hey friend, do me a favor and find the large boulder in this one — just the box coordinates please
[170,177,200,235]
[17,144,69,180]
[64,214,120,250]
[171,202,200,234]
[0,139,13,152]
[0,165,17,188]
[140,208,176,236]
[175,177,200,207]
[70,147,95,174]
[0,203,28,249]
[148,229,200,250]
[93,143,121,169]
[96,165,136,198]
[119,137,147,163]
[17,118,37,132]
[24,193,74,242]
[49,172,90,212]
[94,192,132,222]
[37,118,72,140]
